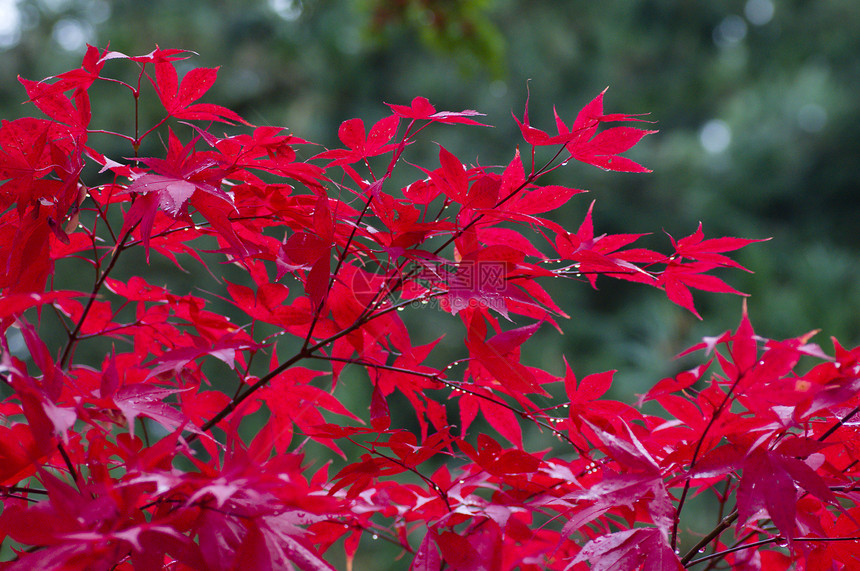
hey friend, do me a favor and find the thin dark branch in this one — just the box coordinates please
[689,534,860,567]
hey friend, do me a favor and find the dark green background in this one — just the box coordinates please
[4,0,856,374]
[2,0,858,566]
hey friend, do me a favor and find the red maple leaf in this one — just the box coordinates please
[0,424,42,485]
[18,77,91,134]
[560,89,657,172]
[654,226,767,317]
[669,222,769,268]
[120,129,240,259]
[737,448,839,543]
[113,384,196,437]
[573,528,683,570]
[151,52,248,124]
[660,260,747,318]
[386,96,488,125]
[514,88,655,172]
[313,115,400,165]
[464,316,545,395]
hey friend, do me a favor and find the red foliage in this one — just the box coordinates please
[1,45,858,570]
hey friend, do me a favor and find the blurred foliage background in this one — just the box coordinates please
[2,0,858,565]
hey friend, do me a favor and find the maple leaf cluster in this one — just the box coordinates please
[1,45,858,570]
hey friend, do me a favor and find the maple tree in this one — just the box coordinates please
[0,45,858,570]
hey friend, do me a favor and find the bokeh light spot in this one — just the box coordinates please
[700,120,732,154]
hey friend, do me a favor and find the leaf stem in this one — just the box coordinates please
[58,225,135,369]
[672,362,753,549]
[680,510,738,565]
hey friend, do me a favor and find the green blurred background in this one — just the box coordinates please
[4,0,856,385]
[2,0,858,565]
